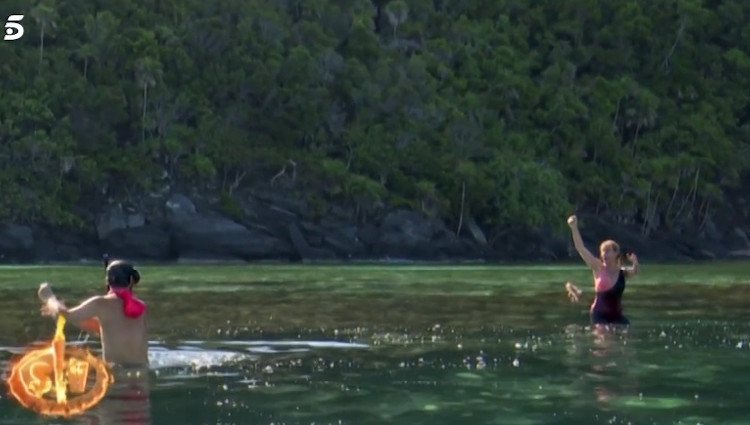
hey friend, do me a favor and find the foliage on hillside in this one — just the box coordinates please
[1,0,748,240]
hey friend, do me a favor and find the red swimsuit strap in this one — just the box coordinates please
[109,288,147,319]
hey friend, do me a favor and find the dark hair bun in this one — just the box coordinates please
[106,259,140,288]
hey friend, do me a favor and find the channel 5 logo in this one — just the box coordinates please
[4,15,25,41]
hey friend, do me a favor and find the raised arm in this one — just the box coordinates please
[38,283,102,334]
[567,215,601,272]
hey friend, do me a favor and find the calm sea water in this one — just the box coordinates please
[1,264,749,424]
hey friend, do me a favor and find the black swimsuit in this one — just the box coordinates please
[590,269,629,325]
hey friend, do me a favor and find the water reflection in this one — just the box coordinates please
[72,367,151,425]
[563,322,641,415]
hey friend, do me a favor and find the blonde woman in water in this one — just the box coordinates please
[564,215,639,325]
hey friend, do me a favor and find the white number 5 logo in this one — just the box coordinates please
[4,15,25,41]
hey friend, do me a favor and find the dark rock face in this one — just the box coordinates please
[288,223,336,261]
[0,224,34,261]
[96,207,128,240]
[165,194,294,261]
[323,226,366,258]
[727,227,750,251]
[373,210,437,258]
[357,224,380,248]
[727,227,750,258]
[95,205,161,260]
[165,194,197,217]
[32,227,100,263]
[2,189,749,264]
[101,225,172,260]
[171,215,294,260]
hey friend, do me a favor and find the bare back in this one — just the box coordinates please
[97,294,149,366]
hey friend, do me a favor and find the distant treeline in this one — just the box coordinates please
[1,0,748,240]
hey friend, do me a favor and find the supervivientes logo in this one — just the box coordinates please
[4,15,25,41]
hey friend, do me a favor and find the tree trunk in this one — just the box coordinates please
[689,167,700,217]
[649,193,662,236]
[641,184,652,236]
[290,159,297,183]
[345,144,354,170]
[698,201,711,232]
[38,25,45,73]
[612,99,621,133]
[663,20,686,74]
[456,181,466,237]
[631,122,641,158]
[665,172,681,224]
[229,170,247,195]
[270,165,287,185]
[675,168,700,223]
[142,84,148,143]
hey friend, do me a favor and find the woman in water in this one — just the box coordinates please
[564,215,639,325]
[36,258,151,423]
[38,258,149,366]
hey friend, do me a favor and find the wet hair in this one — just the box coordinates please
[105,258,140,288]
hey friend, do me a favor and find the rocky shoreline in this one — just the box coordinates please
[2,189,749,264]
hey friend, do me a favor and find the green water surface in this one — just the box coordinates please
[1,263,749,424]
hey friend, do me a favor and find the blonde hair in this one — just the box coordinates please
[599,240,621,264]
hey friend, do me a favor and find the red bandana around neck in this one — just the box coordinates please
[109,288,147,319]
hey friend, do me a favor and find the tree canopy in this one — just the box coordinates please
[1,0,748,240]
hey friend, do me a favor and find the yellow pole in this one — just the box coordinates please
[52,315,67,403]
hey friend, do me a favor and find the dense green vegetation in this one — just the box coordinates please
[1,0,748,238]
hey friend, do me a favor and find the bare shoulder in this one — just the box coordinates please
[99,293,122,305]
[91,294,121,319]
[86,295,112,313]
[67,295,107,316]
[94,294,122,308]
[81,295,107,305]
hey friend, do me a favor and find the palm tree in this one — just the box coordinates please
[30,0,58,73]
[75,12,119,80]
[84,12,119,70]
[384,0,408,37]
[75,42,95,79]
[135,57,163,143]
